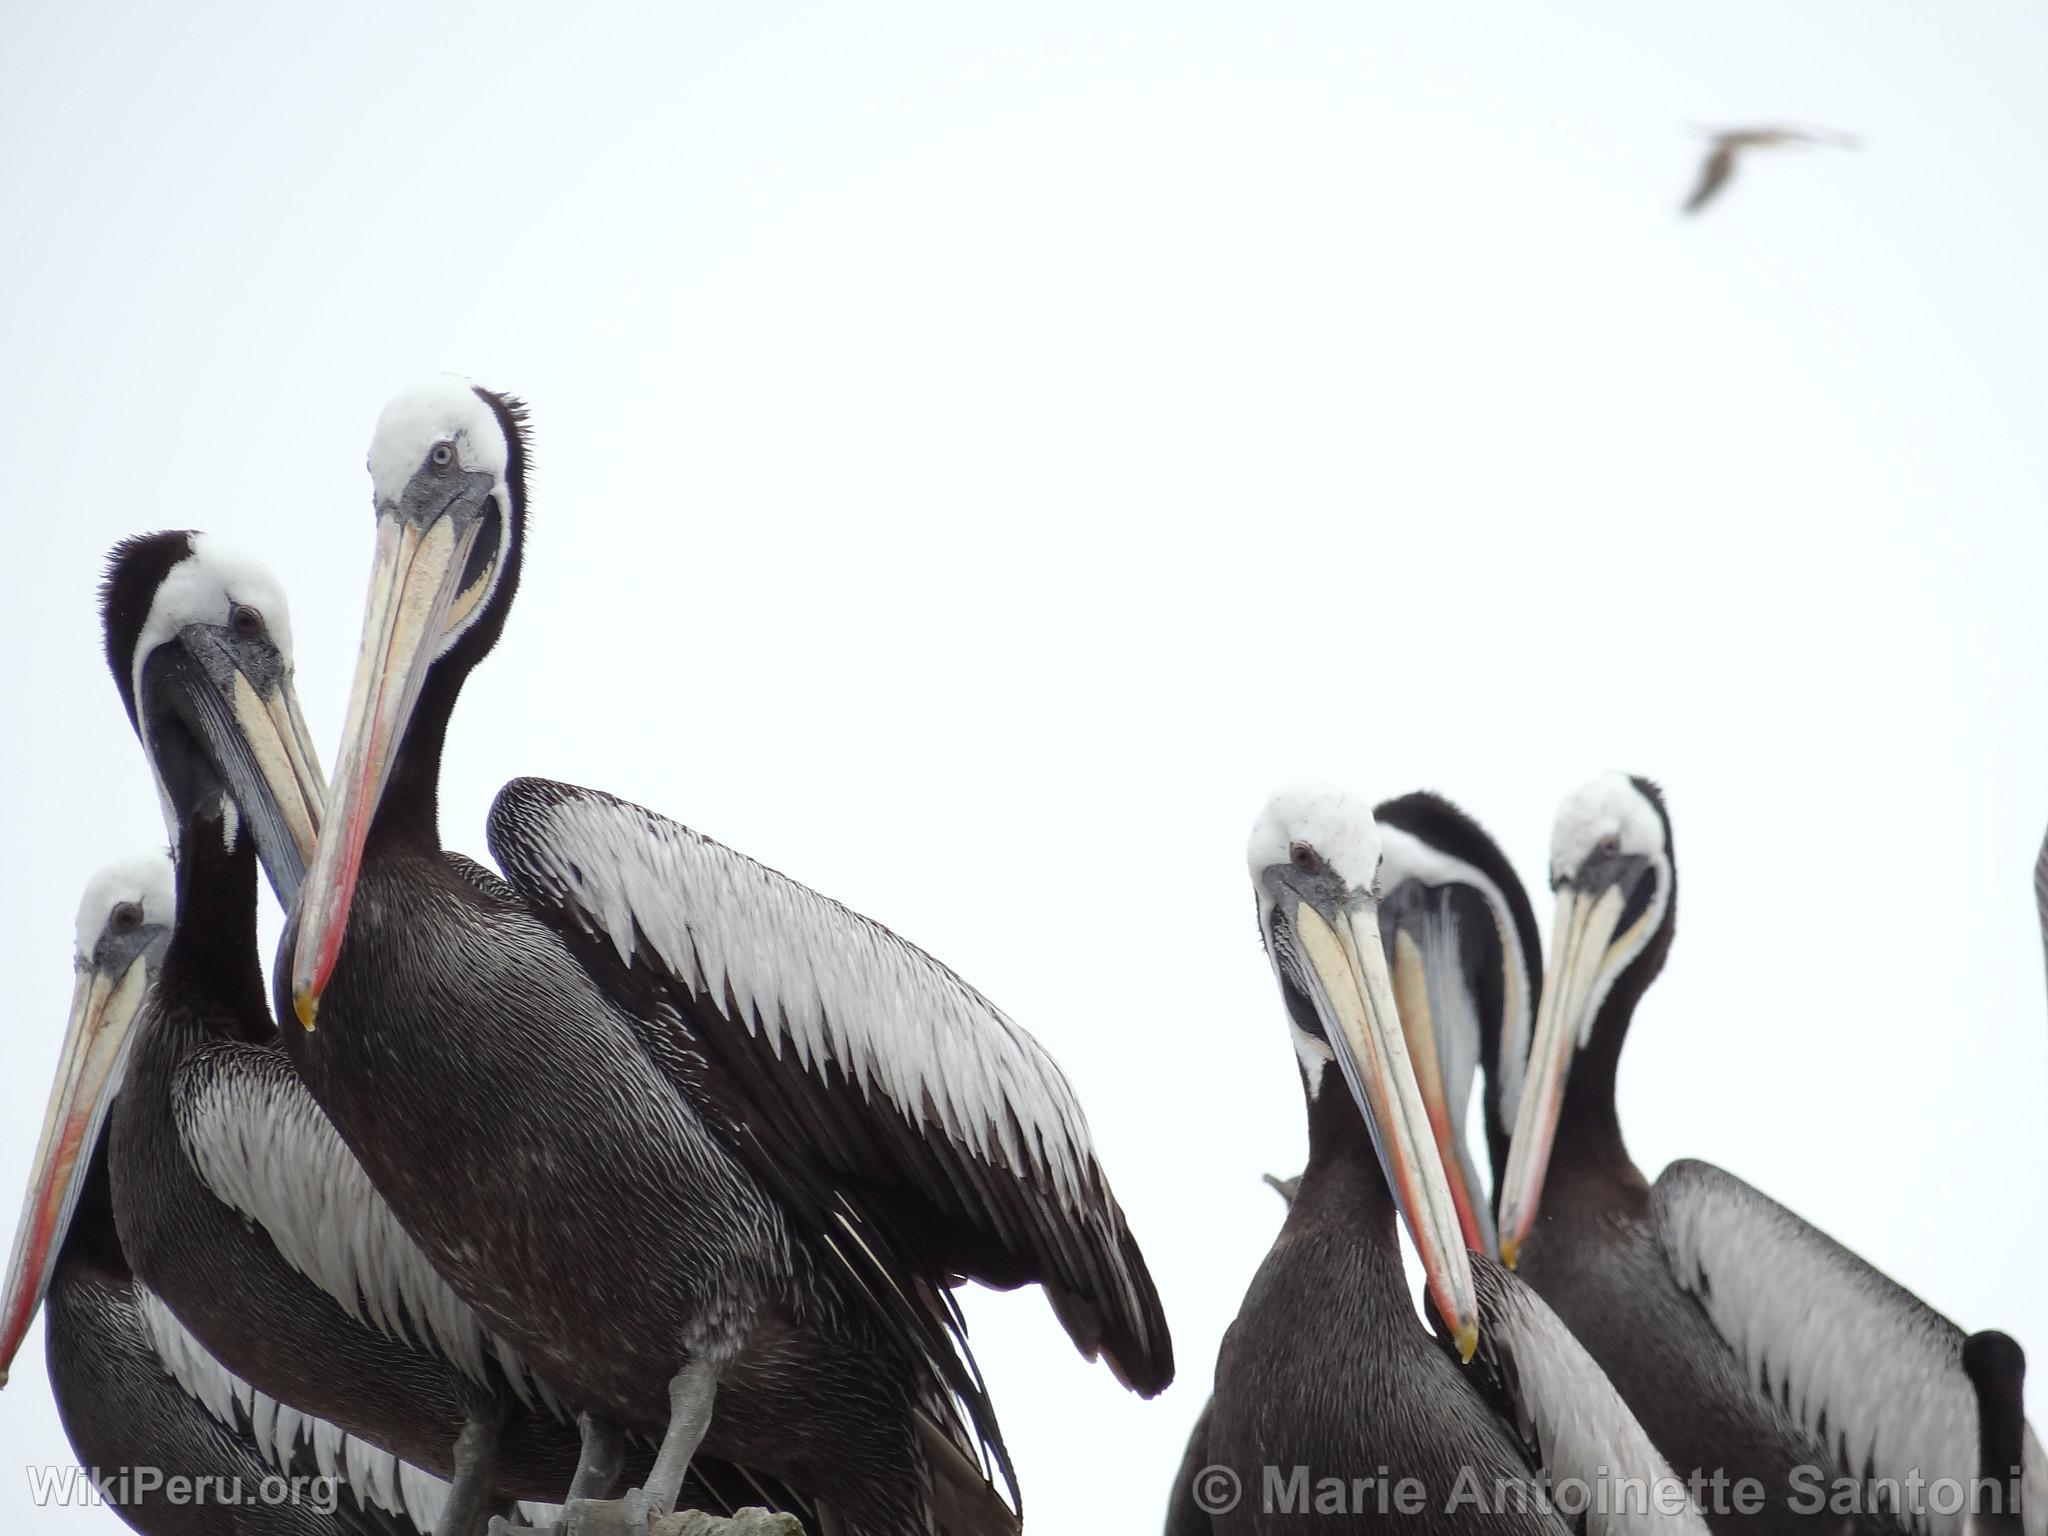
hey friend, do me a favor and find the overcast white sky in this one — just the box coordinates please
[4,1,2046,1529]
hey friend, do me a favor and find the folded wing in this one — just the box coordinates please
[487,776,1173,1397]
[1654,1158,2046,1536]
[1446,1254,1713,1536]
[170,1038,551,1406]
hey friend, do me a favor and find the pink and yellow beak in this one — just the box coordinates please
[0,956,152,1385]
[1496,882,1628,1267]
[1386,928,1497,1258]
[1291,894,1482,1360]
[291,509,489,1028]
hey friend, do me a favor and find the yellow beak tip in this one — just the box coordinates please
[1499,1236,1521,1270]
[1455,1323,1479,1364]
[292,991,319,1033]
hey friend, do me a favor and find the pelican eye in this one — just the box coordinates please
[110,901,143,934]
[429,441,457,473]
[1594,833,1621,860]
[229,603,264,638]
[1289,841,1324,874]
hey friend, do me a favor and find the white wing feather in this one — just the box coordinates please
[171,1043,555,1410]
[1470,1255,1714,1536]
[492,785,1098,1211]
[1655,1159,2046,1536]
[137,1285,452,1531]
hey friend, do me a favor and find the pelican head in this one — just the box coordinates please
[0,854,175,1386]
[1497,772,1674,1266]
[101,533,326,907]
[291,377,529,1029]
[1247,784,1480,1360]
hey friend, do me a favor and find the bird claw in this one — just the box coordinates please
[489,1488,651,1536]
[565,1489,652,1536]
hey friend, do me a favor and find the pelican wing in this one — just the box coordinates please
[1654,1159,2048,1536]
[487,776,1173,1396]
[135,1285,455,1534]
[169,1039,551,1405]
[1445,1254,1712,1536]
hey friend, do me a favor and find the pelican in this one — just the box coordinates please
[1195,785,1707,1536]
[1496,772,2048,1536]
[282,378,1172,1534]
[1165,788,1542,1535]
[1682,125,1859,214]
[0,855,506,1535]
[90,532,793,1533]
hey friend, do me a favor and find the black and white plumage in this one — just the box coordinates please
[282,378,1170,1533]
[0,857,460,1536]
[90,533,790,1533]
[1496,772,2048,1536]
[1165,789,1543,1533]
[489,776,1165,1379]
[98,531,325,911]
[1191,786,1705,1536]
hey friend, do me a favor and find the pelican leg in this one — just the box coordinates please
[642,1358,721,1515]
[488,1487,648,1536]
[441,1411,505,1536]
[501,1364,721,1536]
[567,1413,628,1502]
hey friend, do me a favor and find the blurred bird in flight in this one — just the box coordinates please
[1682,125,1859,214]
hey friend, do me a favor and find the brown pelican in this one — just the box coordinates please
[89,532,795,1534]
[283,377,1172,1533]
[1165,788,1542,1535]
[0,855,535,1536]
[1682,125,1859,214]
[1497,772,2048,1536]
[1195,785,1707,1536]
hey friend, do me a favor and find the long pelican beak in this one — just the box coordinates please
[1387,929,1496,1257]
[241,675,325,880]
[0,958,152,1385]
[180,638,326,905]
[1294,896,1482,1360]
[1496,883,1626,1267]
[291,506,486,1028]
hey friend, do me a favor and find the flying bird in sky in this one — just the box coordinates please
[1682,125,1859,214]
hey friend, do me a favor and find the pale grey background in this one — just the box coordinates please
[2,1,2043,1528]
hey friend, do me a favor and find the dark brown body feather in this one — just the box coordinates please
[1204,1094,1570,1536]
[286,836,1011,1536]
